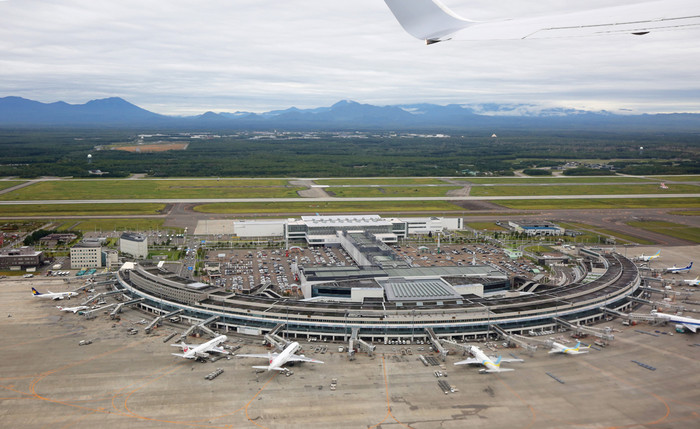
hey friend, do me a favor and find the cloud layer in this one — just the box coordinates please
[1,0,698,115]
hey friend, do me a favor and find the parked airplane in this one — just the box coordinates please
[548,340,589,355]
[31,287,78,300]
[666,262,692,274]
[683,277,700,286]
[637,250,661,262]
[650,310,699,333]
[171,335,229,360]
[238,341,324,372]
[383,0,700,44]
[56,305,89,313]
[454,345,523,373]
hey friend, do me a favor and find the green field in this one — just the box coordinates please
[325,186,462,198]
[466,222,508,231]
[470,184,700,197]
[0,181,26,191]
[0,203,166,217]
[626,220,700,244]
[496,198,700,210]
[559,222,654,245]
[315,178,448,185]
[193,200,465,214]
[455,177,655,184]
[0,179,303,200]
[54,219,177,233]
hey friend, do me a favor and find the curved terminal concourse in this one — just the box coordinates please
[117,247,640,343]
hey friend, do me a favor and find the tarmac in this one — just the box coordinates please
[2,273,700,428]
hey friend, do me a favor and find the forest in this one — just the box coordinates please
[0,128,698,178]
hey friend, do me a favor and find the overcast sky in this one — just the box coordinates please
[1,0,699,115]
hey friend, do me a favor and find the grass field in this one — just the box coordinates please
[193,200,465,214]
[0,181,26,191]
[325,186,462,198]
[0,179,303,200]
[470,184,700,197]
[54,219,177,233]
[496,198,700,210]
[559,222,654,245]
[466,222,508,231]
[626,220,700,244]
[315,178,448,185]
[454,177,655,184]
[0,203,166,217]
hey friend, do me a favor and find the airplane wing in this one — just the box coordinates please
[210,346,229,354]
[238,353,279,359]
[488,356,524,363]
[484,368,515,373]
[454,357,480,365]
[287,355,324,364]
[384,0,700,44]
[681,323,697,333]
[171,343,191,350]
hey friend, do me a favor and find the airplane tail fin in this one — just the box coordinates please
[494,356,502,367]
[574,341,581,350]
[384,0,474,43]
[31,287,41,295]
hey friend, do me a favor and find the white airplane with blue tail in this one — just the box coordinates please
[454,345,523,373]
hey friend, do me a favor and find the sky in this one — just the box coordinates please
[1,0,699,115]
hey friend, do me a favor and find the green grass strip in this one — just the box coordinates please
[0,203,166,216]
[193,200,464,214]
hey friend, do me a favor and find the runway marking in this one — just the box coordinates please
[368,356,414,429]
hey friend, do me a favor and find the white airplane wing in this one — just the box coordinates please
[238,353,279,359]
[682,323,697,333]
[384,0,700,44]
[287,355,324,364]
[489,356,523,363]
[454,357,480,365]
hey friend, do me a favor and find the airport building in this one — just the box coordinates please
[0,247,45,270]
[70,242,102,269]
[224,215,462,245]
[119,232,148,259]
[508,220,565,236]
[116,243,641,343]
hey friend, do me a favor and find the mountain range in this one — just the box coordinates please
[1,96,699,131]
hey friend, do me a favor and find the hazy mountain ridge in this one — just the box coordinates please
[1,96,699,131]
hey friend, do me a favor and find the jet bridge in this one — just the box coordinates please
[491,325,538,355]
[177,315,220,342]
[639,286,680,297]
[109,297,145,319]
[144,309,184,334]
[83,303,116,320]
[600,307,658,323]
[628,295,686,312]
[553,317,614,342]
[424,328,448,362]
[264,323,290,351]
[80,289,123,306]
[348,327,375,360]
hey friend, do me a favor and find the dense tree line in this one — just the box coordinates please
[0,129,697,178]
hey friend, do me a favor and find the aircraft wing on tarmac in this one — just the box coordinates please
[383,0,700,44]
